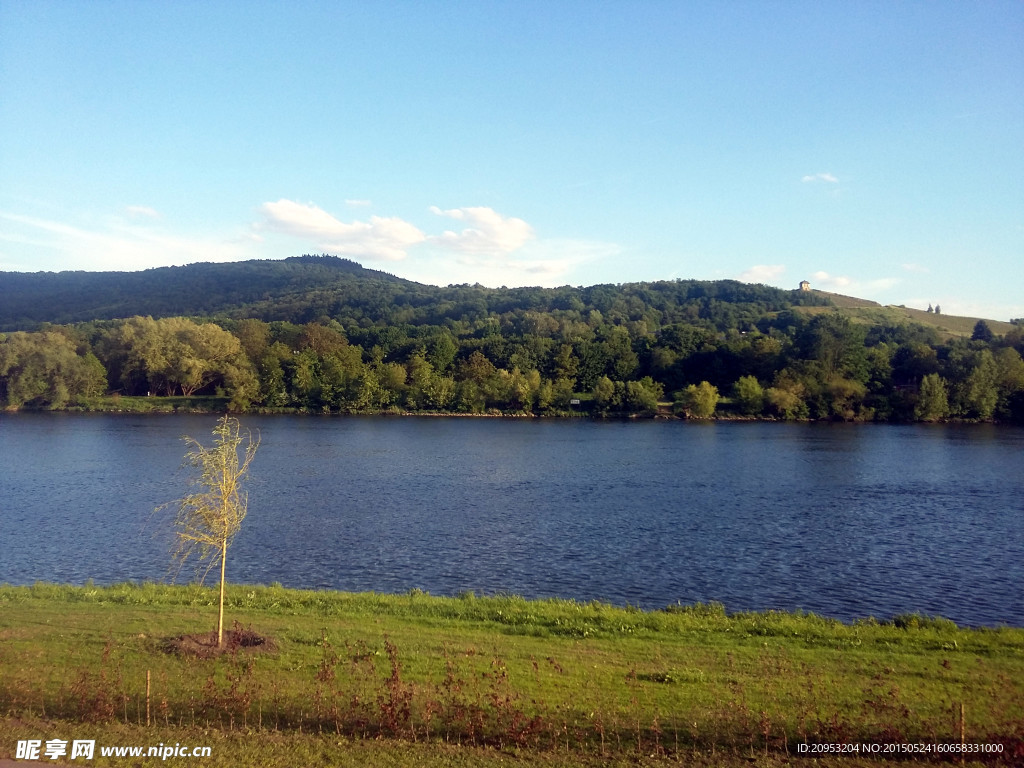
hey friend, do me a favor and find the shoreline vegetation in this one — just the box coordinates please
[1,583,1022,766]
[2,393,1022,424]
[2,256,1023,424]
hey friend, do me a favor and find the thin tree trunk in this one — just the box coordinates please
[217,540,227,646]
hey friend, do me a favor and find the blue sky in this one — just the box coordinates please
[1,1,1021,320]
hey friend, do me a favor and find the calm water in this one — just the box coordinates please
[1,413,1022,626]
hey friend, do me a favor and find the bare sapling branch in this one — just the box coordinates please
[159,415,259,646]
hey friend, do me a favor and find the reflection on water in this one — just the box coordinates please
[1,414,1022,626]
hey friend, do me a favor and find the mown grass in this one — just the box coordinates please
[1,583,1022,766]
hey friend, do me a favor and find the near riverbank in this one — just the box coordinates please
[1,583,1021,766]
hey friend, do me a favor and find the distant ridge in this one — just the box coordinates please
[0,256,1012,338]
[0,255,416,329]
[0,255,835,331]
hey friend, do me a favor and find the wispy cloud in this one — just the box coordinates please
[811,270,900,294]
[427,206,534,254]
[922,299,1024,322]
[901,262,930,274]
[737,264,786,284]
[260,199,425,261]
[0,210,250,271]
[812,270,852,288]
[126,205,160,219]
[1,199,616,289]
[801,172,839,183]
[403,237,618,288]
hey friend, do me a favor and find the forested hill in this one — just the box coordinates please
[0,254,828,331]
[0,255,411,329]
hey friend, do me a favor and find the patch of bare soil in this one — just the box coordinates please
[158,623,276,659]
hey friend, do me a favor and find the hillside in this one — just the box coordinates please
[0,254,829,331]
[794,290,1015,339]
[0,255,412,330]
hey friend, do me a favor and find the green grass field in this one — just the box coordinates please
[1,583,1022,766]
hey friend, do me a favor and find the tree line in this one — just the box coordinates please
[2,304,1022,422]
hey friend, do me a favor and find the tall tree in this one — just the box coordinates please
[963,350,999,420]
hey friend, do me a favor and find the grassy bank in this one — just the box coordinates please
[1,583,1022,766]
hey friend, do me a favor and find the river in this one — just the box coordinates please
[1,413,1021,626]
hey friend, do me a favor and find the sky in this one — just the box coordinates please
[1,1,1022,320]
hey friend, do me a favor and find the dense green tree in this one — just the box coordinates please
[891,342,939,384]
[0,331,107,408]
[993,348,1024,420]
[299,322,348,357]
[427,331,458,374]
[971,320,994,343]
[551,343,580,385]
[914,373,949,422]
[623,379,660,414]
[965,350,999,420]
[674,381,719,418]
[232,318,272,362]
[948,349,999,420]
[825,377,869,421]
[253,342,291,407]
[100,316,255,401]
[804,314,868,383]
[732,375,765,416]
[764,369,809,420]
[602,326,639,381]
[765,386,806,420]
[575,339,610,391]
[592,375,616,411]
[458,350,497,386]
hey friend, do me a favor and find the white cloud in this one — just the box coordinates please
[812,270,852,288]
[737,264,786,284]
[808,270,901,295]
[901,262,930,274]
[801,172,839,183]
[427,206,534,254]
[260,199,425,261]
[401,238,619,289]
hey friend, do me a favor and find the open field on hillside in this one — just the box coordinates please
[1,583,1022,766]
[794,291,1016,338]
